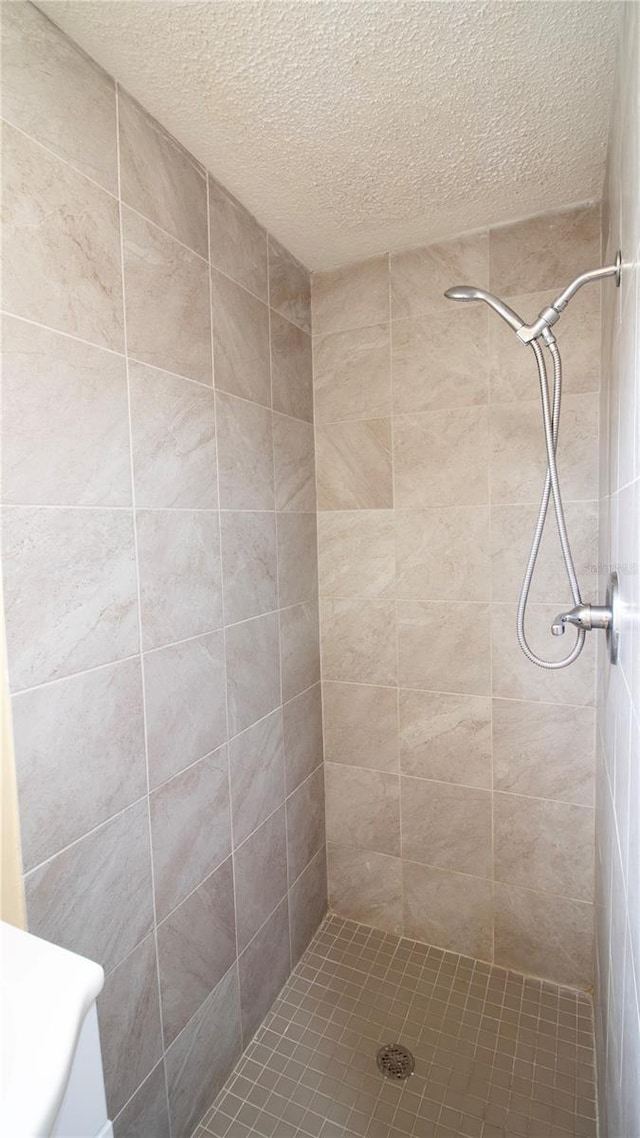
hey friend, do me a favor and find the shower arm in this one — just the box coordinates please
[516,252,622,343]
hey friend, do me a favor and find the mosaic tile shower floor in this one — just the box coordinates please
[195,915,597,1138]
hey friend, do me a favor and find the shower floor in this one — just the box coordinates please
[194,915,597,1138]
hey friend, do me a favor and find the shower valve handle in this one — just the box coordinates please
[550,603,612,636]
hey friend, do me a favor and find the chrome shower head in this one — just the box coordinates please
[444,285,524,334]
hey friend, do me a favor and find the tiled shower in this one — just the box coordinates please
[1,3,638,1138]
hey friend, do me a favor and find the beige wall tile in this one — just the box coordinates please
[312,255,389,335]
[1,2,117,191]
[491,602,596,706]
[494,882,593,988]
[98,935,162,1116]
[489,204,601,296]
[119,90,208,257]
[220,511,277,624]
[323,682,398,772]
[238,900,290,1044]
[289,849,327,964]
[210,269,271,405]
[494,793,594,901]
[285,766,326,882]
[209,177,267,299]
[234,807,288,951]
[396,507,490,601]
[277,513,318,608]
[390,232,489,320]
[225,611,281,735]
[320,599,397,686]
[123,206,212,385]
[325,763,400,856]
[316,419,392,510]
[271,313,313,423]
[403,861,493,959]
[268,236,311,333]
[229,709,285,846]
[313,324,391,423]
[129,361,217,509]
[215,392,274,511]
[399,690,491,788]
[3,122,124,350]
[397,601,490,695]
[327,844,403,934]
[490,501,598,605]
[394,407,489,508]
[283,684,323,793]
[2,316,131,507]
[318,511,395,597]
[392,309,488,414]
[492,699,595,806]
[280,602,320,702]
[401,777,492,877]
[273,414,317,512]
[490,394,599,504]
[489,285,601,403]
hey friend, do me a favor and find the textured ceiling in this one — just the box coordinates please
[36,1,619,269]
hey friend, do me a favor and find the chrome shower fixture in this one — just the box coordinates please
[445,251,622,670]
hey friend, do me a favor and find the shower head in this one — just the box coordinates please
[444,285,524,334]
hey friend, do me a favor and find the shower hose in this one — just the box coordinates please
[517,337,585,669]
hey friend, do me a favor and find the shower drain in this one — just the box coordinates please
[376,1042,415,1080]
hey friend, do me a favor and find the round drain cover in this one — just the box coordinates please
[376,1042,415,1080]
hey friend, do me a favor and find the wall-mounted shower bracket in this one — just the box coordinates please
[551,572,620,665]
[516,251,622,344]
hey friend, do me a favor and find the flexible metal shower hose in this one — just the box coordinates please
[516,337,586,668]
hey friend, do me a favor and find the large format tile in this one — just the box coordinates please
[402,861,493,959]
[396,507,490,601]
[136,509,222,650]
[323,681,398,772]
[491,602,596,706]
[150,749,231,920]
[229,709,285,846]
[492,698,595,805]
[392,308,488,413]
[98,935,162,1117]
[494,793,595,901]
[234,806,288,950]
[494,882,593,988]
[2,122,123,349]
[268,235,311,333]
[397,600,490,695]
[318,511,394,598]
[129,361,217,509]
[118,90,208,257]
[289,849,328,965]
[273,414,317,512]
[489,204,601,296]
[1,316,131,507]
[215,392,274,511]
[280,602,320,702]
[209,178,267,300]
[277,513,318,607]
[210,269,270,405]
[225,611,281,735]
[286,766,326,883]
[2,506,138,691]
[394,407,489,508]
[390,231,489,319]
[399,690,492,788]
[13,658,145,871]
[271,312,313,422]
[316,419,392,510]
[312,255,389,335]
[490,500,599,604]
[112,1061,170,1138]
[123,206,211,385]
[283,683,323,793]
[325,763,400,856]
[327,845,402,934]
[144,633,227,787]
[400,777,492,877]
[25,800,154,974]
[165,966,241,1138]
[220,511,277,624]
[238,899,291,1043]
[313,324,391,424]
[1,1,117,190]
[320,599,396,686]
[157,858,236,1046]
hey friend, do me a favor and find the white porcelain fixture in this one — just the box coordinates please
[0,921,113,1138]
